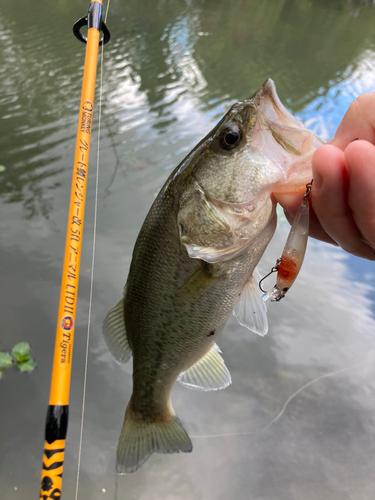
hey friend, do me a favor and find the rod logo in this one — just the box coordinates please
[82,100,93,112]
[61,316,73,331]
[81,100,93,134]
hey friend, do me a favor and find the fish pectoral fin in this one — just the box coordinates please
[233,268,268,337]
[178,343,232,391]
[117,401,192,474]
[102,295,132,363]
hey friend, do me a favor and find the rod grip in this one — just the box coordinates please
[39,406,69,500]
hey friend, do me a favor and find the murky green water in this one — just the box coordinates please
[1,0,375,498]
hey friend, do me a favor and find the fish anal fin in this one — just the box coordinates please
[178,343,231,391]
[233,268,268,337]
[102,296,132,363]
[116,402,192,474]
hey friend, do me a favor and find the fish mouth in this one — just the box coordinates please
[247,79,323,193]
[252,78,306,133]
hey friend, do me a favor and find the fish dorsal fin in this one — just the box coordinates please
[102,296,132,363]
[233,268,268,337]
[178,343,231,391]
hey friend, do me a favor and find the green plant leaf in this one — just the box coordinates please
[12,342,31,364]
[0,165,5,172]
[0,370,3,379]
[0,352,13,369]
[18,359,36,372]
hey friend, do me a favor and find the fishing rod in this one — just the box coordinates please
[39,2,110,499]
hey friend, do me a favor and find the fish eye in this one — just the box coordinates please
[218,126,242,151]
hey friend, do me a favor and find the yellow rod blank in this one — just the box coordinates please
[40,2,103,498]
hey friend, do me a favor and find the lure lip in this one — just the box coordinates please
[262,285,286,303]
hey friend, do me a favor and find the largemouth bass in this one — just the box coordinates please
[103,79,322,473]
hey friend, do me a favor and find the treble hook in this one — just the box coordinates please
[259,258,281,293]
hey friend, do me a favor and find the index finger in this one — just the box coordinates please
[331,92,375,150]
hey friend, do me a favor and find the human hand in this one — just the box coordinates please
[275,92,375,261]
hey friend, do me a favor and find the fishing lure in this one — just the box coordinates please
[260,181,313,302]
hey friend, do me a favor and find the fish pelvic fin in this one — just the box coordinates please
[116,402,192,474]
[102,296,132,363]
[178,343,232,391]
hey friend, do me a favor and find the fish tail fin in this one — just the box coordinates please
[116,401,193,474]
